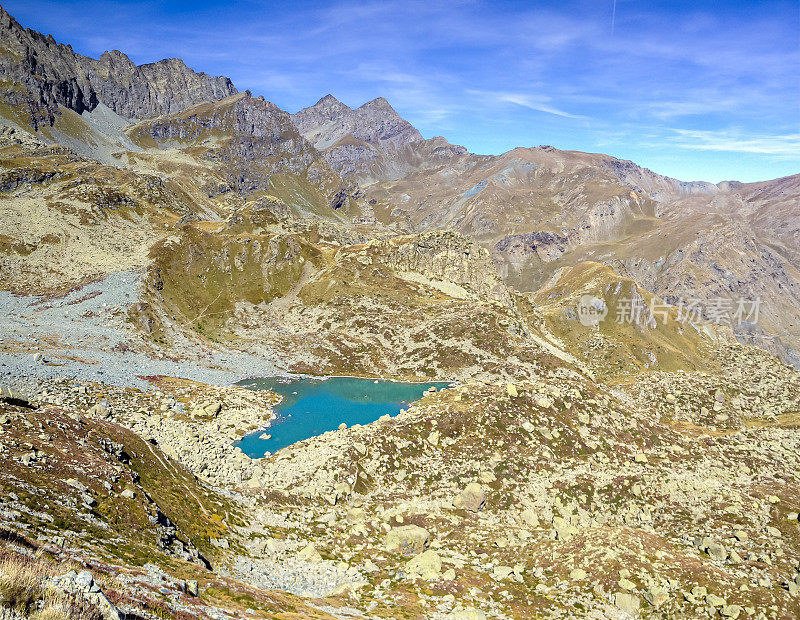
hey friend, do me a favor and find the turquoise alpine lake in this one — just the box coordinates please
[236,377,451,456]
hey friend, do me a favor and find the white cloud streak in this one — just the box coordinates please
[670,129,800,157]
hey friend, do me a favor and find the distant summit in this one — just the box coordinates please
[293,94,423,151]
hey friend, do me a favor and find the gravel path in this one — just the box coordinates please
[0,270,288,393]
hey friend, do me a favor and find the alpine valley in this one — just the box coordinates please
[0,5,798,619]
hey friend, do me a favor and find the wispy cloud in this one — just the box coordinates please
[468,90,586,119]
[646,98,740,120]
[496,93,586,119]
[670,129,800,157]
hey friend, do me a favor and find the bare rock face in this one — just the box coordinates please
[379,231,513,306]
[600,156,720,202]
[0,6,97,126]
[293,94,422,151]
[79,51,236,120]
[141,91,298,143]
[0,6,235,126]
[292,94,426,177]
[495,231,569,266]
[132,92,317,195]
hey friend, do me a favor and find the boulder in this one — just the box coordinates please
[385,525,430,556]
[66,478,89,492]
[613,592,640,614]
[405,550,442,580]
[521,420,535,433]
[478,470,496,483]
[766,525,782,539]
[705,593,726,607]
[644,586,669,607]
[75,570,95,591]
[296,543,322,563]
[492,565,514,580]
[619,578,636,591]
[453,483,485,512]
[333,482,351,501]
[704,539,727,562]
[520,508,539,527]
[0,385,29,406]
[204,401,222,417]
[88,402,109,418]
[346,507,366,523]
[553,515,577,541]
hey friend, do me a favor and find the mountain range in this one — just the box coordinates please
[1,5,800,619]
[1,1,798,370]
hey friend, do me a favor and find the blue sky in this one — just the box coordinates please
[6,0,800,182]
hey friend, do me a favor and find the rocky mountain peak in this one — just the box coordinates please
[293,94,422,151]
[0,5,236,125]
[357,96,393,111]
[0,4,20,29]
[79,53,236,120]
[307,94,352,119]
[95,49,137,72]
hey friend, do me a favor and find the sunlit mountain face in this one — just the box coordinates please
[0,2,798,618]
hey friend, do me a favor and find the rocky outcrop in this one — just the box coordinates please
[132,92,319,194]
[141,91,298,143]
[0,5,235,126]
[78,51,236,120]
[495,231,568,265]
[0,6,96,125]
[380,231,513,306]
[600,156,720,202]
[292,94,428,178]
[293,94,422,151]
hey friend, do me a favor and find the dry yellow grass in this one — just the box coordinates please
[0,554,104,619]
[0,555,45,611]
[30,602,70,620]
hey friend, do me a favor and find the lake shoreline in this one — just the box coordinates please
[237,372,461,385]
[236,377,452,455]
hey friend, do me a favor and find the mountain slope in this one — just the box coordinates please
[1,9,800,619]
[293,94,423,151]
[0,4,236,128]
[292,94,431,178]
